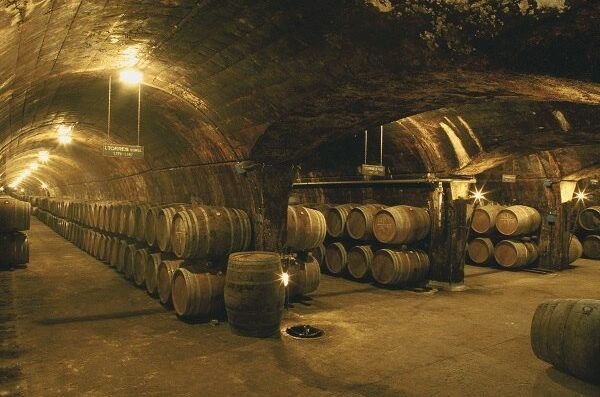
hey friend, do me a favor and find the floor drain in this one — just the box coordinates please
[286,324,324,339]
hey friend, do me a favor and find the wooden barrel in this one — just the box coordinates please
[144,204,177,247]
[119,203,137,236]
[172,268,225,318]
[495,205,541,236]
[105,236,118,264]
[471,204,503,234]
[145,253,163,296]
[494,240,538,268]
[346,204,386,241]
[97,234,107,261]
[224,252,284,337]
[156,204,191,252]
[287,255,320,297]
[171,205,251,259]
[110,203,123,234]
[467,237,495,265]
[326,204,355,238]
[115,240,129,273]
[310,244,326,267]
[325,242,348,275]
[0,196,31,232]
[133,203,153,242]
[567,235,583,264]
[371,249,430,286]
[531,299,600,383]
[347,245,374,280]
[578,206,600,232]
[286,205,326,251]
[0,232,29,267]
[157,259,185,305]
[133,248,151,287]
[372,205,430,245]
[582,235,600,259]
[124,243,140,280]
[310,203,333,218]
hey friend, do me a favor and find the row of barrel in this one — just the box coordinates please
[317,242,430,286]
[576,205,600,259]
[29,196,252,261]
[35,207,321,328]
[0,196,31,267]
[287,203,431,250]
[467,235,583,269]
[471,204,541,236]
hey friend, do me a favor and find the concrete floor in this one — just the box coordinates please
[1,219,600,397]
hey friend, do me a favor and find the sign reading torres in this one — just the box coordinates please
[102,144,144,159]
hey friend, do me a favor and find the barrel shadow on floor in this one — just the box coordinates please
[36,307,165,325]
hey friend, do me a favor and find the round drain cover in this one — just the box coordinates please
[286,324,324,339]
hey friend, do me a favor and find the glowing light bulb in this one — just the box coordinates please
[41,182,48,189]
[281,272,290,287]
[29,162,38,171]
[119,68,143,85]
[0,187,4,192]
[38,150,50,163]
[470,187,487,204]
[19,188,24,192]
[574,189,588,203]
[22,169,31,177]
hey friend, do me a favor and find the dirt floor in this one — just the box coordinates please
[1,218,599,397]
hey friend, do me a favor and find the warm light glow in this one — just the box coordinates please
[470,186,487,204]
[29,162,38,171]
[38,150,50,163]
[119,68,143,85]
[41,182,48,189]
[0,187,4,192]
[574,189,588,203]
[280,272,290,287]
[57,124,73,144]
[19,188,24,192]
[21,170,31,177]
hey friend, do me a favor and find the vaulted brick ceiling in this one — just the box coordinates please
[1,0,599,193]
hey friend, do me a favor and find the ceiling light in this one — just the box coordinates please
[119,69,143,85]
[38,150,50,163]
[22,170,31,177]
[41,182,48,189]
[57,124,73,144]
[29,162,38,171]
[20,188,24,192]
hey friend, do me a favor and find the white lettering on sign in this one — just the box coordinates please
[102,144,144,159]
[502,174,517,183]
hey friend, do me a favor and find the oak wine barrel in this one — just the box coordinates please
[0,232,29,267]
[578,206,600,232]
[346,204,386,241]
[115,239,129,273]
[145,253,163,296]
[467,237,495,265]
[567,235,583,264]
[287,255,320,297]
[156,204,191,252]
[325,242,348,275]
[172,268,225,318]
[0,196,31,232]
[124,243,141,281]
[133,203,153,242]
[224,252,285,337]
[373,205,430,245]
[371,249,430,286]
[310,244,326,268]
[171,205,251,259]
[495,205,541,236]
[347,245,374,280]
[582,235,600,259]
[157,259,186,305]
[531,299,600,384]
[494,240,538,269]
[286,206,326,251]
[133,248,151,287]
[471,204,503,234]
[144,204,181,247]
[326,204,355,238]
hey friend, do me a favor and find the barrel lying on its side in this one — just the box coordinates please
[0,196,31,232]
[287,255,320,297]
[286,206,326,251]
[531,299,600,384]
[0,232,29,267]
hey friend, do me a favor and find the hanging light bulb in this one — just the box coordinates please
[29,162,38,171]
[21,169,31,177]
[57,125,73,144]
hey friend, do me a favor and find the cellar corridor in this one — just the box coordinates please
[1,219,598,397]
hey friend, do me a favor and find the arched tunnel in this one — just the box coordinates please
[1,1,599,395]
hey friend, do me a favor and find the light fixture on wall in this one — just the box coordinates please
[38,150,50,163]
[119,68,143,85]
[573,189,588,203]
[57,125,73,145]
[469,186,487,204]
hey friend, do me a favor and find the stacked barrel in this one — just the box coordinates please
[27,196,252,323]
[578,206,600,259]
[309,203,431,288]
[0,195,30,268]
[284,205,325,297]
[466,204,582,269]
